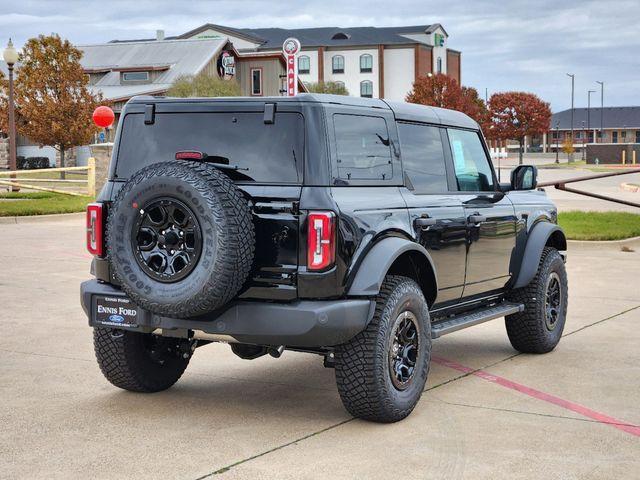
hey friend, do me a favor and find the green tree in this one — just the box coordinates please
[305,81,349,96]
[14,35,101,176]
[168,73,241,97]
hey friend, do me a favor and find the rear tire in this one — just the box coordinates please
[93,328,191,393]
[334,276,431,423]
[506,247,568,353]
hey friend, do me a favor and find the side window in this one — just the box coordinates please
[397,123,448,193]
[334,114,392,181]
[447,128,495,192]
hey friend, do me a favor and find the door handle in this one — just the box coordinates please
[415,216,437,229]
[468,214,487,224]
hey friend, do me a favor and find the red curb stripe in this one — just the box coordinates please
[432,356,640,437]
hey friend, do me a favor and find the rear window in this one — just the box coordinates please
[115,112,304,183]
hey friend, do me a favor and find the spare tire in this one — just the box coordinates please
[107,161,254,318]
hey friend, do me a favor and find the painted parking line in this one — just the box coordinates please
[432,356,640,438]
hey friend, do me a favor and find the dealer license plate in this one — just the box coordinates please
[94,295,139,328]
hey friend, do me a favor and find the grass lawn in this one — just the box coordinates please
[0,191,92,217]
[558,210,640,240]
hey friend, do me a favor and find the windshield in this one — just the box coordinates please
[115,111,304,183]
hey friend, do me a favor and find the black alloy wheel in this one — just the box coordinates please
[388,311,420,390]
[544,272,562,331]
[132,198,202,283]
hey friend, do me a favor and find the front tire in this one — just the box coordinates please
[94,328,192,392]
[506,247,568,353]
[334,276,431,423]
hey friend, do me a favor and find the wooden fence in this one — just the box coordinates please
[0,158,96,197]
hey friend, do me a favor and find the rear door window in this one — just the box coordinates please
[333,114,392,180]
[397,123,448,193]
[115,112,304,183]
[447,128,495,192]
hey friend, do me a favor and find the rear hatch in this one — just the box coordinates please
[111,106,304,301]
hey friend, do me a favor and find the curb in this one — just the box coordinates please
[568,235,640,247]
[620,182,639,193]
[0,211,84,225]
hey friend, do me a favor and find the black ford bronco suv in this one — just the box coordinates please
[81,93,568,423]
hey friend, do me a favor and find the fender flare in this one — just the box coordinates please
[347,237,438,296]
[513,222,567,289]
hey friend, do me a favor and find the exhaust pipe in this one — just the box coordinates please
[268,345,285,358]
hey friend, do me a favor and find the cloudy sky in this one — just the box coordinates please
[1,0,638,111]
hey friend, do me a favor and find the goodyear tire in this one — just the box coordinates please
[107,161,254,318]
[334,276,431,423]
[94,328,191,392]
[506,247,568,353]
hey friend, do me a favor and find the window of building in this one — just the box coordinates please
[398,123,448,193]
[636,130,640,143]
[360,80,373,98]
[251,68,262,96]
[332,32,351,40]
[332,55,345,74]
[588,131,594,143]
[575,131,583,140]
[298,55,310,74]
[122,71,149,82]
[360,54,373,73]
[612,131,618,143]
[552,131,559,139]
[437,57,442,74]
[621,130,627,140]
[448,128,495,192]
[333,114,392,180]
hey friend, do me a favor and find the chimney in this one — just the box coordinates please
[156,30,165,41]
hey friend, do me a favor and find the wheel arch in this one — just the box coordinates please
[512,222,567,289]
[347,237,438,306]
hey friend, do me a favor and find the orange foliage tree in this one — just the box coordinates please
[14,35,101,172]
[0,70,8,135]
[406,73,489,131]
[488,92,551,165]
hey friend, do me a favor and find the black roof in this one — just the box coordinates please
[237,25,440,49]
[552,107,640,130]
[128,93,477,129]
[111,23,446,49]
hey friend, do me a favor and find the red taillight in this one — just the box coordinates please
[175,151,205,160]
[307,211,335,271]
[86,203,104,256]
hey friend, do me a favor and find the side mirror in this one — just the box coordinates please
[510,165,538,190]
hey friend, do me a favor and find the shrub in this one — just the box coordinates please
[17,156,50,170]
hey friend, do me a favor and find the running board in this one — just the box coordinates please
[431,302,524,339]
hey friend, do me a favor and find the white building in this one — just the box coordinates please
[171,23,461,101]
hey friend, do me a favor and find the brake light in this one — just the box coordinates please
[175,151,205,160]
[307,211,336,271]
[86,203,104,256]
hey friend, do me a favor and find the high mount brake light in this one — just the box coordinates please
[175,151,206,160]
[307,211,336,271]
[86,203,104,256]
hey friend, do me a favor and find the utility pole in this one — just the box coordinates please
[555,121,560,164]
[3,39,19,191]
[587,90,595,141]
[596,81,604,143]
[567,73,575,162]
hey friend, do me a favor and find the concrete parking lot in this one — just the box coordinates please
[1,215,639,479]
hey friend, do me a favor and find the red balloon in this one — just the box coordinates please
[93,106,115,128]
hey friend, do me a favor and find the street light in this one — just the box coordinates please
[596,81,604,143]
[566,73,575,162]
[3,38,19,189]
[555,121,560,164]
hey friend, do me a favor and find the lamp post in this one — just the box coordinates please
[566,73,575,162]
[3,39,19,191]
[596,81,604,143]
[555,121,560,164]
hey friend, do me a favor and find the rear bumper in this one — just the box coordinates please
[80,280,374,348]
